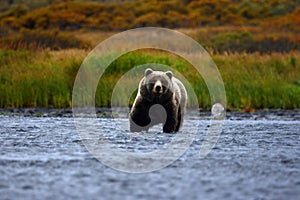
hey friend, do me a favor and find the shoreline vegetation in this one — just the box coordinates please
[0,49,299,111]
[0,1,300,111]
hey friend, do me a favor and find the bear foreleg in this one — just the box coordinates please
[162,103,178,133]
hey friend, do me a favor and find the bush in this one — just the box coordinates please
[0,4,28,19]
[0,29,91,50]
[209,31,254,53]
[207,31,300,53]
[1,1,300,31]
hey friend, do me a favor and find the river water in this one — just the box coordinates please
[0,113,299,200]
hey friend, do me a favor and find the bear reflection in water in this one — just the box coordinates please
[129,68,187,133]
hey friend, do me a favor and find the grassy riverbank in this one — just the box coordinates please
[0,49,299,110]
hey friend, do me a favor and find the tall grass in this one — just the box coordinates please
[215,52,300,110]
[0,49,299,110]
[0,49,86,108]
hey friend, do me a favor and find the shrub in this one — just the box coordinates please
[134,12,164,27]
[207,31,300,53]
[208,31,254,53]
[0,4,28,19]
[1,0,300,31]
[0,29,91,50]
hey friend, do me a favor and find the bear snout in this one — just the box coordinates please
[153,80,163,94]
[155,85,161,92]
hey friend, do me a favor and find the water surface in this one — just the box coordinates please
[0,115,299,200]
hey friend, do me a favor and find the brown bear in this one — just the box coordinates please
[129,68,187,133]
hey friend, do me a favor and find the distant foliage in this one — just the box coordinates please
[207,31,300,53]
[0,0,299,52]
[209,31,254,53]
[262,7,300,32]
[0,4,28,19]
[0,0,299,31]
[0,29,91,50]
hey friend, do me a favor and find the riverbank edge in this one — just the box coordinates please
[0,108,299,121]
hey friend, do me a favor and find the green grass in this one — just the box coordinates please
[215,53,300,110]
[0,49,84,108]
[0,49,299,110]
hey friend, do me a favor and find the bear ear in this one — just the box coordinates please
[166,71,173,79]
[145,68,153,77]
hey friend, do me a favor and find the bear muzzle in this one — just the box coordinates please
[153,80,163,94]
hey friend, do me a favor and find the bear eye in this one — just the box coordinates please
[148,83,155,90]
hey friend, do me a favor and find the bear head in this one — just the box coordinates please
[141,68,174,101]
